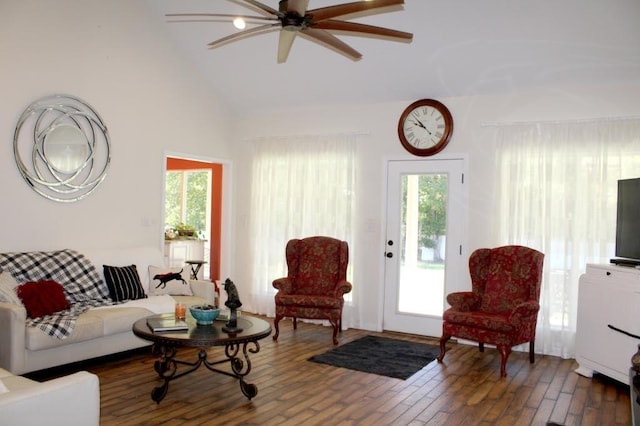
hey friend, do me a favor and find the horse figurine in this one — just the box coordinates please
[223,278,242,310]
[222,278,243,333]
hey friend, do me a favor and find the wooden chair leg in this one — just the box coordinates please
[437,334,451,362]
[479,342,485,352]
[293,317,297,329]
[273,314,282,341]
[498,345,511,377]
[331,320,339,345]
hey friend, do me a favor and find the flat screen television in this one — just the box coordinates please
[612,177,640,266]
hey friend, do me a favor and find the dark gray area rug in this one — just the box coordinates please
[308,335,439,380]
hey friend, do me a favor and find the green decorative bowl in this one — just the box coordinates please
[189,305,220,325]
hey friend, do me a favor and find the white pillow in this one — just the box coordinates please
[148,266,193,296]
[0,379,8,394]
[0,271,23,306]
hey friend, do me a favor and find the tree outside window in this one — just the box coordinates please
[165,170,210,237]
[401,173,447,264]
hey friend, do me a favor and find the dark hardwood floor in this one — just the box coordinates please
[28,314,632,425]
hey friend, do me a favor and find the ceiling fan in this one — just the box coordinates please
[166,0,413,63]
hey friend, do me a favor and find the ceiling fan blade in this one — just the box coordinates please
[298,28,362,61]
[313,20,412,42]
[277,31,297,63]
[283,0,310,15]
[207,24,279,49]
[308,0,404,22]
[235,0,281,17]
[166,13,277,24]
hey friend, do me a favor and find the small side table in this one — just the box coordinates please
[185,260,206,280]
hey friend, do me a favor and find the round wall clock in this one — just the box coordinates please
[397,99,453,156]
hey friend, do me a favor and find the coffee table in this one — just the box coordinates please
[132,315,271,403]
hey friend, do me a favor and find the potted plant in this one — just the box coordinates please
[174,223,195,237]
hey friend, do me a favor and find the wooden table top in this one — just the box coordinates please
[132,314,272,348]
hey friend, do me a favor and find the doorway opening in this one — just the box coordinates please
[164,156,223,281]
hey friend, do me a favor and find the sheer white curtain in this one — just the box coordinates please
[493,119,640,358]
[246,133,358,327]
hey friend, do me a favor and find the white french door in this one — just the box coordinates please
[383,159,467,337]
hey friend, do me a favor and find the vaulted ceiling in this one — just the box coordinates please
[146,0,640,113]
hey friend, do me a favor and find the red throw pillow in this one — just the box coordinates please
[16,280,70,318]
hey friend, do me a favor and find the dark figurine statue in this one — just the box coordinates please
[223,278,242,310]
[222,278,243,333]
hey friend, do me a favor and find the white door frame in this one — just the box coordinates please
[378,154,468,334]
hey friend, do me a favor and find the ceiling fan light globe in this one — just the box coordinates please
[233,17,246,29]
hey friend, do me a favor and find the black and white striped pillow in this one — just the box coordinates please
[103,264,147,302]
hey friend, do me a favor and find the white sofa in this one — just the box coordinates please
[0,367,100,426]
[0,246,214,375]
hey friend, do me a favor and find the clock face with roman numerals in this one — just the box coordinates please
[397,99,453,156]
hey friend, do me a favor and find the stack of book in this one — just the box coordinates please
[146,314,188,332]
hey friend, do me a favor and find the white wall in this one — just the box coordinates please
[232,82,640,331]
[0,0,233,252]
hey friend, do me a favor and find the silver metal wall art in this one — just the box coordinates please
[13,94,111,202]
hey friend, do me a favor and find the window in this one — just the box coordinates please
[493,118,640,358]
[164,170,211,237]
[246,133,359,328]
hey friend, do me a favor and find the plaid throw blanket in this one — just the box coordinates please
[0,249,113,339]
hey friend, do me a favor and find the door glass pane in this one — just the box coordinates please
[399,173,447,316]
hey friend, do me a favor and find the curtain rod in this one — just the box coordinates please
[243,131,370,143]
[481,115,640,128]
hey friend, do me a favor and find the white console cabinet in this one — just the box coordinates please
[575,263,640,384]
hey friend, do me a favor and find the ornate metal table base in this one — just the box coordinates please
[150,341,261,403]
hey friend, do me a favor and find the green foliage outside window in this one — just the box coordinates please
[165,172,182,228]
[185,171,208,232]
[165,170,210,236]
[401,174,447,261]
[417,174,447,249]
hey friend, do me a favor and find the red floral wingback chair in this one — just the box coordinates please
[272,236,352,345]
[437,245,544,376]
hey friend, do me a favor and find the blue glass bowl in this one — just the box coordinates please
[189,305,220,325]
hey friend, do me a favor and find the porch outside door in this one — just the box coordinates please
[383,159,466,337]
